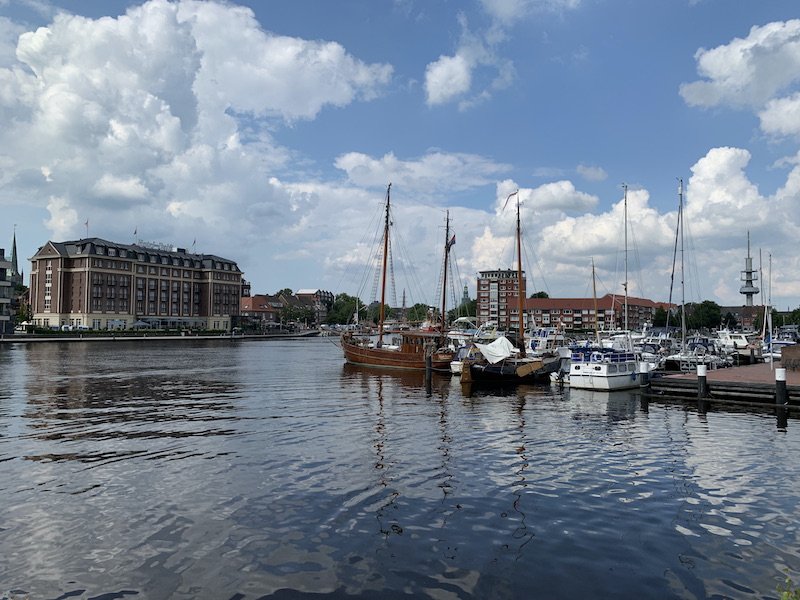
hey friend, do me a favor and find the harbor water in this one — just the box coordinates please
[1,338,799,599]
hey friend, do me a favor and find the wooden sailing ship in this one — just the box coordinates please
[340,184,455,371]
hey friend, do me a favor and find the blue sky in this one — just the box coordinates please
[2,0,800,314]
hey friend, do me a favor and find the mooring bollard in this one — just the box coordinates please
[776,367,788,405]
[638,362,650,389]
[697,364,708,398]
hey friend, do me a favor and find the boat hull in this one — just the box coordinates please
[568,350,640,390]
[466,355,562,383]
[341,333,454,370]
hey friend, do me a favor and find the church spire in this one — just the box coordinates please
[10,226,22,285]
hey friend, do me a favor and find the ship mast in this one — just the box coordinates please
[622,184,629,333]
[441,211,450,333]
[378,184,391,347]
[516,194,526,358]
[592,258,599,345]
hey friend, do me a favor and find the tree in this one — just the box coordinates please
[722,312,738,329]
[367,303,394,325]
[687,300,722,331]
[326,293,366,325]
[772,308,785,328]
[275,288,293,298]
[448,299,477,322]
[406,303,432,324]
[530,291,549,298]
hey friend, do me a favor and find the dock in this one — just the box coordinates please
[646,361,800,405]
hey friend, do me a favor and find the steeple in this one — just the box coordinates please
[9,226,22,286]
[739,231,759,306]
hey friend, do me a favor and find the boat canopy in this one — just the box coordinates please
[475,336,516,364]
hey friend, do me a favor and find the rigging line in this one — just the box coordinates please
[519,220,549,296]
[389,209,428,309]
[387,187,448,213]
[333,197,387,296]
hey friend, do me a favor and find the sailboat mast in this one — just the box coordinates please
[516,194,526,358]
[378,184,391,346]
[592,258,599,345]
[679,179,686,351]
[441,211,450,332]
[623,184,629,333]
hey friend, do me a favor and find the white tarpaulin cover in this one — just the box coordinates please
[474,336,516,364]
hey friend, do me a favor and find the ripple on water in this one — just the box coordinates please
[2,340,800,599]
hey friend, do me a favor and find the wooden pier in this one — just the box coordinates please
[646,361,800,404]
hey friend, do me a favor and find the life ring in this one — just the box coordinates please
[590,351,603,362]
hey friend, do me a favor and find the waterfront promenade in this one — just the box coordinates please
[0,330,321,343]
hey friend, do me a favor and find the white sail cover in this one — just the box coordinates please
[474,336,516,364]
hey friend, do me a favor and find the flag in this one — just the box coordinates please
[447,234,456,249]
[133,227,137,235]
[85,219,89,227]
[503,190,518,210]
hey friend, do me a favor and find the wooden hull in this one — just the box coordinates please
[341,333,454,371]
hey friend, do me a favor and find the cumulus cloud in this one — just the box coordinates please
[423,12,516,108]
[684,147,766,237]
[0,0,393,254]
[424,54,472,106]
[680,19,800,111]
[759,92,800,137]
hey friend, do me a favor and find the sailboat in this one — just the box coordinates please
[662,179,730,371]
[340,185,456,370]
[569,186,641,390]
[462,192,562,383]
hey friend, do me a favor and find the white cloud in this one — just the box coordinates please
[423,12,516,108]
[759,92,800,137]
[576,164,607,182]
[680,19,800,110]
[92,174,150,201]
[424,53,472,106]
[529,180,598,212]
[478,0,581,24]
[44,195,78,240]
[334,150,511,191]
[0,0,393,258]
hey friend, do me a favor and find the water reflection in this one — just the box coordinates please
[19,341,241,466]
[1,340,800,599]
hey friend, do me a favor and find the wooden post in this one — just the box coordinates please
[776,367,788,405]
[426,353,432,396]
[697,364,708,398]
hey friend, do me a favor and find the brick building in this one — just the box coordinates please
[525,294,663,331]
[476,268,527,331]
[29,238,243,331]
[0,248,12,334]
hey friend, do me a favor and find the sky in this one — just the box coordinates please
[2,0,800,314]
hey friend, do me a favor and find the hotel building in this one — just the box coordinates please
[29,238,243,331]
